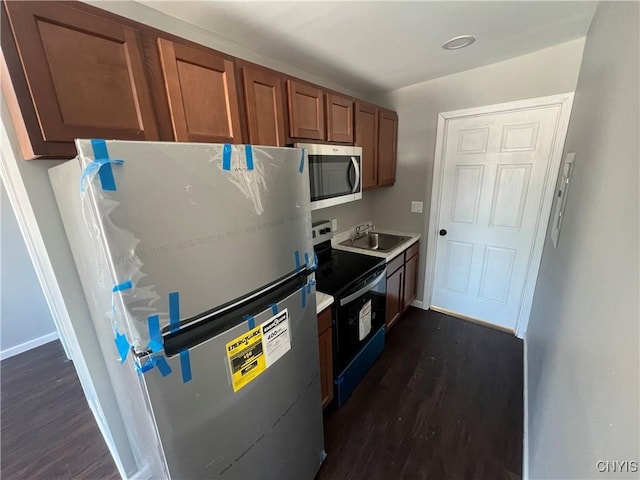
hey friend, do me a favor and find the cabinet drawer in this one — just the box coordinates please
[405,242,419,261]
[317,307,332,335]
[387,253,404,276]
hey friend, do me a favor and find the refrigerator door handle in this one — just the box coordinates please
[163,270,310,355]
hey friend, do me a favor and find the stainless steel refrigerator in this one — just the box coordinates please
[49,140,325,479]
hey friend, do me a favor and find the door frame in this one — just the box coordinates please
[423,93,575,338]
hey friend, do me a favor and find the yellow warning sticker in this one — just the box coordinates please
[226,325,266,392]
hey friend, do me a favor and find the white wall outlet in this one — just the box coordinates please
[411,201,424,214]
[331,218,338,231]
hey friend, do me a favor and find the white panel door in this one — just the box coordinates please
[431,105,562,330]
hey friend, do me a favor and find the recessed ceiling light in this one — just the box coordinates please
[442,35,476,50]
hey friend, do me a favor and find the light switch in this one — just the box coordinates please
[411,201,423,214]
[331,218,338,231]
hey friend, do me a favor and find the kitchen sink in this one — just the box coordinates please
[339,232,411,252]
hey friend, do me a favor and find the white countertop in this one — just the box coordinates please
[331,227,420,261]
[316,291,334,314]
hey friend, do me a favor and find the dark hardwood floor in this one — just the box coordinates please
[1,340,118,479]
[1,308,522,480]
[317,308,523,480]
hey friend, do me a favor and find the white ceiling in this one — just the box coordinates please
[139,1,598,95]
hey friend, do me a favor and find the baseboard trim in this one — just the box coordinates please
[430,306,515,334]
[523,336,529,480]
[1,331,58,360]
[129,465,151,480]
[409,299,425,310]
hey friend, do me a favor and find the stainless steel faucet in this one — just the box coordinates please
[352,222,374,240]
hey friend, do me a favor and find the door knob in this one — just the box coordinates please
[439,229,447,236]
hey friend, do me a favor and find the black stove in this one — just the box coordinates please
[311,220,387,408]
[315,248,385,297]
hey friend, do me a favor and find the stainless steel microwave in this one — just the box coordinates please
[295,143,362,210]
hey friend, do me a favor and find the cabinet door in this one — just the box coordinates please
[386,267,403,330]
[403,252,419,312]
[286,79,325,140]
[318,326,334,408]
[377,108,398,186]
[241,64,286,146]
[157,38,241,143]
[326,93,353,143]
[3,1,158,157]
[355,102,378,189]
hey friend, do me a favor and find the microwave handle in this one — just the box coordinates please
[350,157,360,194]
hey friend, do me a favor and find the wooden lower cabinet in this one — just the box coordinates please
[317,307,333,409]
[385,242,419,330]
[385,266,403,329]
[403,249,419,312]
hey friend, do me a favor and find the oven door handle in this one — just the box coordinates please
[339,268,387,307]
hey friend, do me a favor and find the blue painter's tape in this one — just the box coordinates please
[312,251,319,271]
[114,332,130,364]
[80,158,124,193]
[304,252,310,269]
[169,292,180,333]
[90,139,119,191]
[299,149,305,173]
[245,145,254,171]
[244,314,256,330]
[223,144,232,171]
[270,304,279,315]
[91,138,109,160]
[168,292,192,383]
[301,285,307,309]
[294,250,301,271]
[137,359,155,374]
[155,357,172,377]
[147,315,163,353]
[180,350,192,383]
[112,280,132,293]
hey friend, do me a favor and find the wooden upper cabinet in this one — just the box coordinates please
[286,79,325,140]
[240,64,286,147]
[377,108,398,187]
[157,38,241,143]
[355,102,378,189]
[326,93,353,143]
[2,1,158,158]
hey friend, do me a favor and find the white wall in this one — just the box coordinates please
[311,199,372,233]
[526,3,639,478]
[0,180,57,358]
[368,38,586,304]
